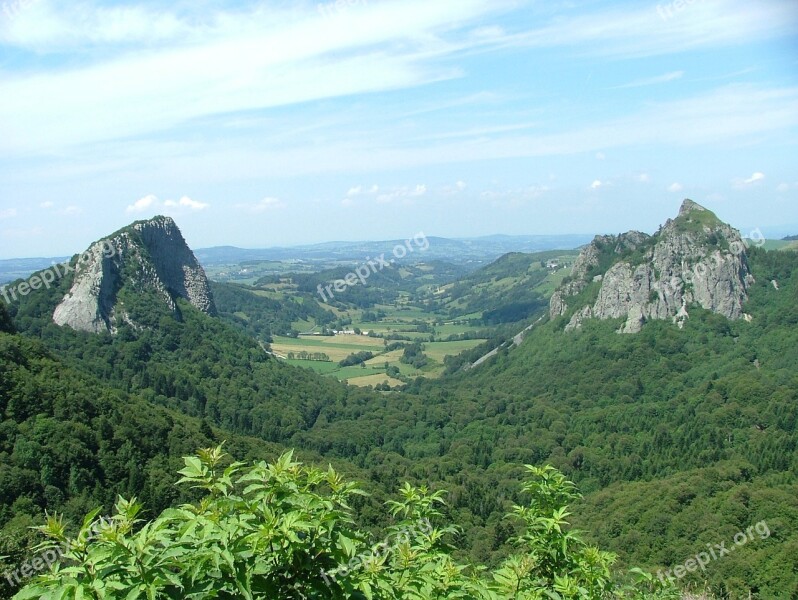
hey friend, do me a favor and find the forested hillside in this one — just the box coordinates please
[7,269,363,446]
[0,303,294,598]
[2,231,796,597]
[289,246,798,597]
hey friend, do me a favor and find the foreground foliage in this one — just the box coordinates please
[15,447,677,599]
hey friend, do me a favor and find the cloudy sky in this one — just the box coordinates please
[0,0,797,258]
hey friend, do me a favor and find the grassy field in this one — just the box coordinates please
[275,333,486,384]
[364,349,406,366]
[346,374,405,388]
[535,266,573,296]
[272,335,385,362]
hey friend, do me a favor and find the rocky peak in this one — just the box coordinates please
[53,216,216,334]
[550,200,754,333]
[678,198,706,217]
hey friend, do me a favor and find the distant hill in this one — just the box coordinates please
[194,234,592,266]
[434,249,579,322]
[0,257,69,285]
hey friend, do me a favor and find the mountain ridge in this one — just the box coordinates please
[52,216,216,334]
[550,199,754,333]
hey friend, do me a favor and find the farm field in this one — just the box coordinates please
[345,374,405,388]
[273,332,486,385]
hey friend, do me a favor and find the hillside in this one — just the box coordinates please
[286,207,798,597]
[1,208,796,598]
[0,303,293,598]
[432,250,578,323]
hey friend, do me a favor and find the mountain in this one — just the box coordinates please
[283,203,798,596]
[2,207,797,598]
[551,199,754,333]
[52,216,216,334]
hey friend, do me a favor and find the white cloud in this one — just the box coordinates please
[109,84,797,181]
[341,197,355,207]
[40,201,54,209]
[376,184,428,204]
[0,208,17,219]
[776,182,797,193]
[127,194,208,215]
[614,71,684,89]
[236,197,285,213]
[9,0,792,158]
[126,194,158,214]
[732,172,766,188]
[595,152,606,160]
[635,173,651,183]
[590,180,603,190]
[510,0,798,59]
[668,182,684,193]
[59,205,83,216]
[0,0,502,154]
[0,3,194,49]
[164,196,209,211]
[441,180,468,195]
[345,184,380,199]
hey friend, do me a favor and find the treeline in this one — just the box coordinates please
[211,281,335,340]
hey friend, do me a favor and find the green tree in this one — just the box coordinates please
[15,447,678,599]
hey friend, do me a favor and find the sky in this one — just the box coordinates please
[0,0,797,258]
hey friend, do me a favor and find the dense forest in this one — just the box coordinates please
[1,244,796,597]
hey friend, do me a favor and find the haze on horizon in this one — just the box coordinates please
[0,0,797,259]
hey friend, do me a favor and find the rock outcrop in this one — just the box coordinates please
[53,216,216,334]
[551,200,754,334]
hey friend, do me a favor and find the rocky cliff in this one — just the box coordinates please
[53,216,216,334]
[550,200,754,333]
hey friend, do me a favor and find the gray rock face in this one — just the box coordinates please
[549,230,652,320]
[552,200,754,333]
[53,216,216,334]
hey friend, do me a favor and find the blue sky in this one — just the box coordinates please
[0,0,797,258]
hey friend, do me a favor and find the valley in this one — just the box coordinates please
[0,203,796,599]
[3,3,796,597]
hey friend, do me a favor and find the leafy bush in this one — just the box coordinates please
[14,447,679,599]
